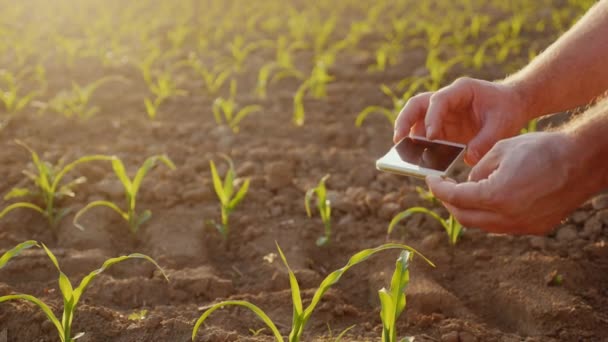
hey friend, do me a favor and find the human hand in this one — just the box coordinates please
[393,78,530,165]
[425,132,597,235]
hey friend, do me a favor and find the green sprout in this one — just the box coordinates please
[74,155,176,234]
[388,207,463,246]
[182,55,232,96]
[192,243,433,342]
[212,80,262,133]
[144,71,187,119]
[255,36,306,99]
[520,118,538,134]
[208,155,250,240]
[356,82,423,127]
[0,141,112,230]
[304,175,332,247]
[0,241,168,342]
[0,66,46,129]
[379,250,415,342]
[292,62,334,126]
[40,76,126,119]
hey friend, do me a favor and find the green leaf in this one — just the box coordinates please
[209,160,227,204]
[72,253,168,308]
[192,301,284,342]
[355,106,394,127]
[276,242,303,338]
[334,325,355,342]
[230,105,261,133]
[3,187,32,200]
[228,178,249,209]
[0,294,65,341]
[0,240,39,269]
[0,202,46,220]
[132,155,175,198]
[304,188,315,218]
[388,207,446,235]
[73,200,127,231]
[111,158,133,194]
[52,155,114,194]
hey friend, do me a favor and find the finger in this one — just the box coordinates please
[467,146,501,181]
[393,92,433,143]
[425,78,475,140]
[410,121,426,137]
[465,119,501,165]
[442,202,510,234]
[426,175,494,210]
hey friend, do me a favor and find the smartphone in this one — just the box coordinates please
[376,136,466,179]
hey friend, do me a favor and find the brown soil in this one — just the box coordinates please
[2,1,608,342]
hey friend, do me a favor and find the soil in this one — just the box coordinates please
[2,1,608,342]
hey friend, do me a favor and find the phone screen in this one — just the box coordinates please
[390,137,465,171]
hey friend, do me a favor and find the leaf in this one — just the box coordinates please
[73,200,127,231]
[132,155,175,199]
[0,240,39,269]
[228,178,249,209]
[230,105,261,133]
[192,301,284,342]
[388,207,446,235]
[209,160,227,204]
[0,294,65,341]
[72,253,168,308]
[4,187,32,200]
[355,106,393,127]
[304,188,316,218]
[334,325,355,342]
[111,158,133,194]
[0,202,46,220]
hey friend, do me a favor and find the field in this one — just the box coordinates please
[1,0,608,341]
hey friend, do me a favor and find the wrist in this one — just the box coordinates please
[500,77,540,123]
[561,126,608,191]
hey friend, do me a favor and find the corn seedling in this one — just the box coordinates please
[226,35,271,73]
[213,80,261,133]
[192,243,433,342]
[305,175,332,247]
[39,76,126,119]
[74,155,176,234]
[144,71,187,119]
[355,82,423,127]
[208,155,250,239]
[0,67,45,114]
[368,40,403,72]
[388,207,463,246]
[255,37,306,99]
[181,55,232,96]
[292,62,334,126]
[0,241,168,342]
[0,141,113,230]
[415,186,438,205]
[379,250,415,342]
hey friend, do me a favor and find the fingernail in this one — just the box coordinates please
[426,126,434,138]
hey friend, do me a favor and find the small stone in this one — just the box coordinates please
[459,331,478,342]
[441,331,459,342]
[571,210,591,224]
[378,202,400,220]
[592,194,608,210]
[264,161,294,190]
[555,225,578,242]
[597,209,608,225]
[364,191,383,211]
[529,236,547,250]
[581,214,603,239]
[236,161,257,177]
[420,232,443,250]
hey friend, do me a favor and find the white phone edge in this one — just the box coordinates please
[375,136,467,179]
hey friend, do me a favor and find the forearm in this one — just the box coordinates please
[505,0,608,120]
[561,99,608,191]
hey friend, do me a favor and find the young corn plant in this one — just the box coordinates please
[305,175,332,247]
[40,76,126,119]
[144,71,187,119]
[355,82,423,127]
[520,118,538,134]
[255,36,306,99]
[213,80,262,133]
[292,62,334,126]
[0,68,43,114]
[192,243,433,342]
[388,207,463,246]
[208,155,250,239]
[0,141,112,230]
[226,35,271,73]
[0,240,168,342]
[74,155,176,234]
[379,250,415,342]
[182,55,232,96]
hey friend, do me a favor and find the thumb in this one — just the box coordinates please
[465,123,499,165]
[468,146,501,182]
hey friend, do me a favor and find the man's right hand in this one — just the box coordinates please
[393,77,530,165]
